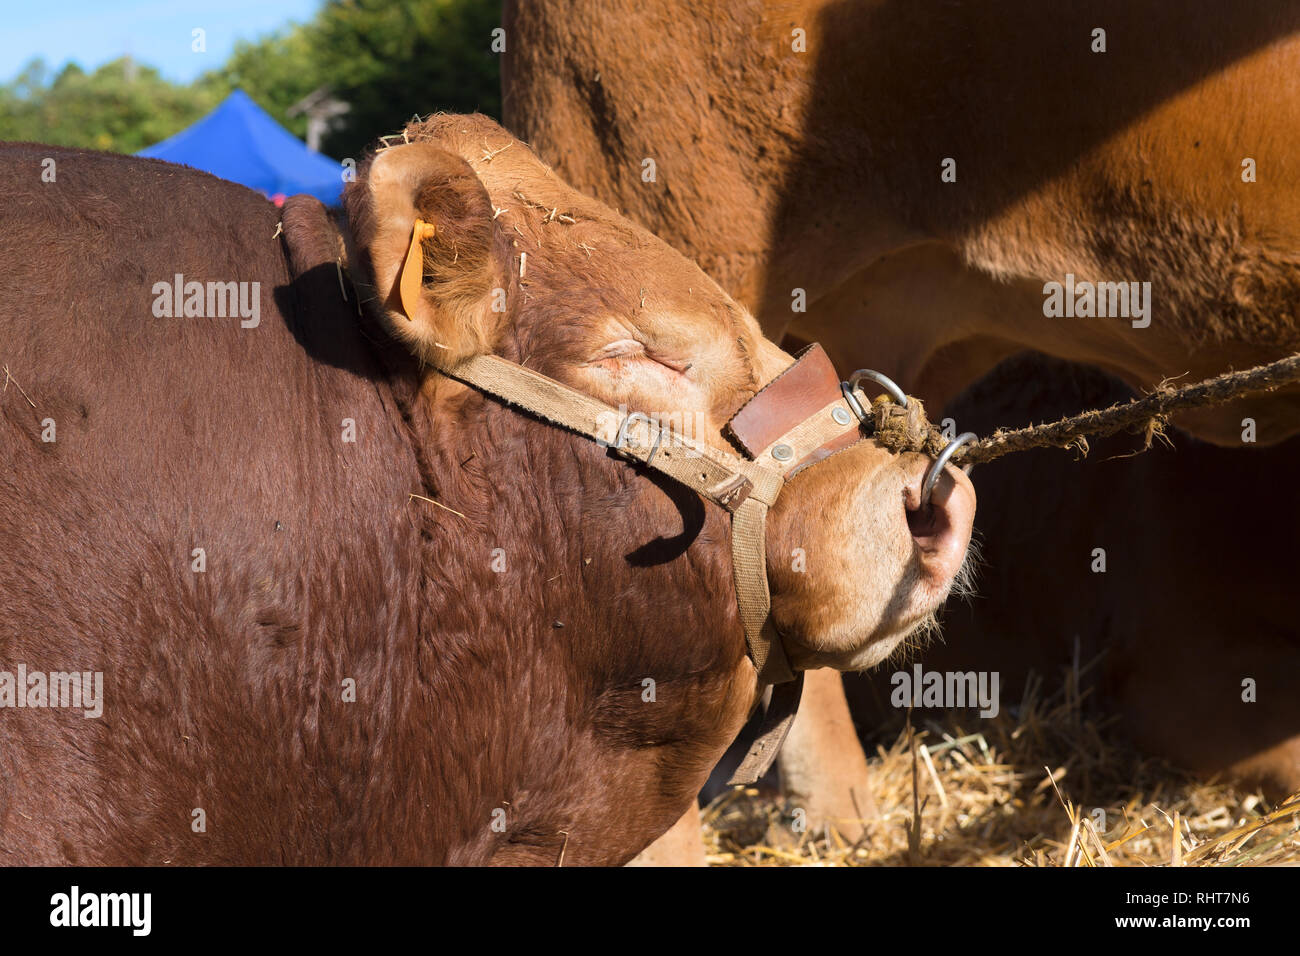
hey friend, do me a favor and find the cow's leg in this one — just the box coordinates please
[626,802,707,866]
[777,668,877,842]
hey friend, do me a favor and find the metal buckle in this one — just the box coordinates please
[840,382,870,423]
[611,412,666,467]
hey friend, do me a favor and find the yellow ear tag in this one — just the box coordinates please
[398,219,437,320]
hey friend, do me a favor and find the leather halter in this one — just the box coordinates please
[396,220,869,783]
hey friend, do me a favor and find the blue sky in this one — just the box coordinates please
[1,0,324,83]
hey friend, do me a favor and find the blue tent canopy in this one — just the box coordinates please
[139,90,344,205]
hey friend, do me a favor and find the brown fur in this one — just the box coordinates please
[502,0,1300,855]
[503,0,1300,445]
[0,118,973,864]
[0,140,756,865]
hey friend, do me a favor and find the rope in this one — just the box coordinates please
[870,352,1300,465]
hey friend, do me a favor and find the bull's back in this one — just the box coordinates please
[0,146,304,494]
[0,147,422,863]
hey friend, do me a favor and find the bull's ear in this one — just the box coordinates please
[348,142,501,365]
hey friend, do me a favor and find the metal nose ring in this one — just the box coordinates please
[846,369,909,413]
[921,432,977,510]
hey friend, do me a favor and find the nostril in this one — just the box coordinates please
[904,462,977,588]
[902,463,969,549]
[901,474,933,535]
[906,500,946,540]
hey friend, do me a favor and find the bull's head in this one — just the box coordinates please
[344,115,976,682]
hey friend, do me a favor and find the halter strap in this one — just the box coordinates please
[435,352,796,682]
[397,220,868,782]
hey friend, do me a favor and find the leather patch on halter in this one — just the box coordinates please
[726,344,861,470]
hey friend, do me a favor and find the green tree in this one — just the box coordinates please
[309,0,502,158]
[0,0,502,158]
[0,57,217,152]
[205,0,502,159]
[198,26,324,140]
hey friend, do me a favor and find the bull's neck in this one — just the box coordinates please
[397,388,759,862]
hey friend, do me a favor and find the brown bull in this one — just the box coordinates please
[502,0,1300,857]
[503,1,1300,443]
[0,115,974,864]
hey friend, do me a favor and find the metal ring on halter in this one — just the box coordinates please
[921,431,977,510]
[840,382,870,422]
[847,369,908,409]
